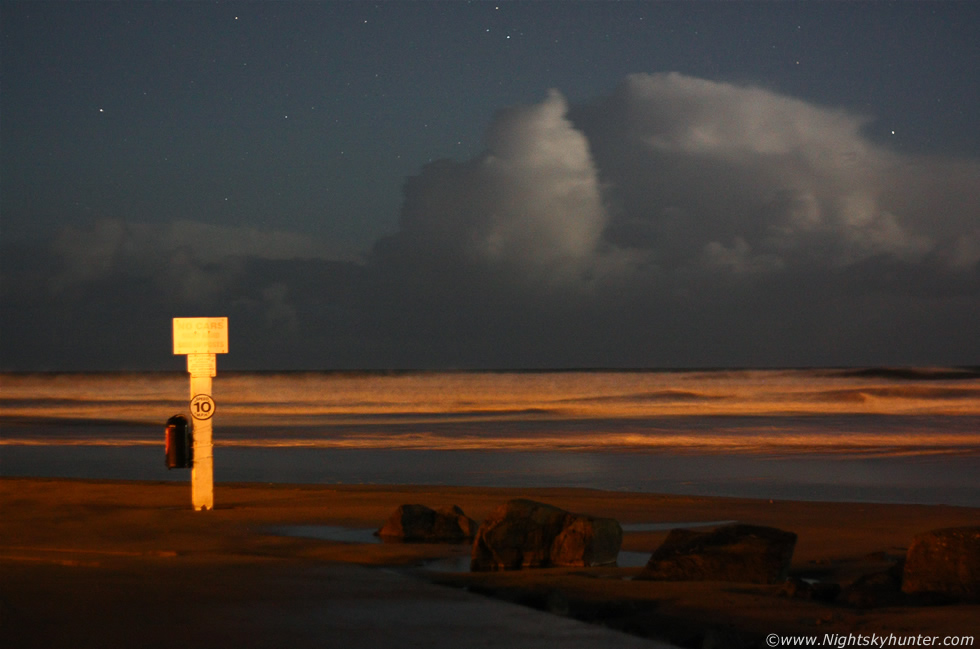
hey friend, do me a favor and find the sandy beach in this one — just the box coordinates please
[2,477,978,648]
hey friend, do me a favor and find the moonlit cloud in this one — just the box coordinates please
[577,73,971,275]
[379,89,613,283]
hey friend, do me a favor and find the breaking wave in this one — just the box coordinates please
[2,368,979,458]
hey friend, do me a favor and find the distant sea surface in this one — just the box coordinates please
[2,369,979,506]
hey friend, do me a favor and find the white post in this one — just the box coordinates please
[190,372,215,510]
[173,318,228,511]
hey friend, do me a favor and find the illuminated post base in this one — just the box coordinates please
[190,375,214,511]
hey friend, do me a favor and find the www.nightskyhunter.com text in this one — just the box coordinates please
[767,634,974,648]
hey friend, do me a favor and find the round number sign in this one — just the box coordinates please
[190,394,216,420]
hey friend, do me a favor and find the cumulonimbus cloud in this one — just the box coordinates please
[383,72,979,287]
[379,89,612,283]
[581,72,974,274]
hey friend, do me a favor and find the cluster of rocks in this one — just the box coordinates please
[377,500,978,606]
[376,499,623,569]
[782,526,980,607]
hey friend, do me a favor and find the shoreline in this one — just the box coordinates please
[2,477,978,647]
[4,444,979,508]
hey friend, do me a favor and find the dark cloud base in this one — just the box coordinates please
[3,236,976,371]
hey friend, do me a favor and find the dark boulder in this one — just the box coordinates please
[635,523,797,584]
[902,527,980,600]
[839,562,904,608]
[470,499,622,571]
[376,504,477,542]
[551,514,624,568]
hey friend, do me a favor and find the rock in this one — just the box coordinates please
[471,499,567,570]
[635,523,797,584]
[376,504,477,542]
[552,515,624,567]
[470,499,622,571]
[839,562,904,608]
[902,526,980,600]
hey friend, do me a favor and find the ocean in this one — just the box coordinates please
[2,368,978,506]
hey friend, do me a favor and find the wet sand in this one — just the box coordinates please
[1,478,978,647]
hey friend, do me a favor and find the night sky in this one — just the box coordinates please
[2,1,978,371]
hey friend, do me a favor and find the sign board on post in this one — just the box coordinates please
[173,317,228,511]
[173,317,228,354]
